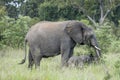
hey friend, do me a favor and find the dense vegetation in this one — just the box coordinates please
[0,0,120,49]
[0,0,120,80]
[0,0,120,52]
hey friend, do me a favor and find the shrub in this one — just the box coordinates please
[0,16,39,49]
[80,19,90,25]
[95,23,120,54]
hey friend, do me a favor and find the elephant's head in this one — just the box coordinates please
[65,21,101,58]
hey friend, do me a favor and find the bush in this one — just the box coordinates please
[95,23,120,54]
[0,16,39,49]
[80,19,90,25]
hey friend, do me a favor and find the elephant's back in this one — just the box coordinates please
[27,20,78,32]
[25,21,69,45]
[26,21,70,35]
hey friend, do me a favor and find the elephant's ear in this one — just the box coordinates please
[65,21,83,34]
[65,22,74,33]
[65,21,85,43]
[65,26,72,33]
[65,21,85,35]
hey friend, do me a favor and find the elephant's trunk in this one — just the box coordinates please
[90,35,101,58]
[91,43,101,59]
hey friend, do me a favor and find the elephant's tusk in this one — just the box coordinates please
[94,46,101,50]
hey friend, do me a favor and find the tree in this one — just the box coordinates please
[0,6,7,18]
[0,0,24,18]
[108,2,120,27]
[20,0,44,18]
[68,0,120,28]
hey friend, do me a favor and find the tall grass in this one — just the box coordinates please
[0,47,120,80]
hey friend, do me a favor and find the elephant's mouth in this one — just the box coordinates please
[80,42,85,45]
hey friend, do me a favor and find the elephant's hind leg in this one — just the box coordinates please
[30,47,42,69]
[34,55,42,69]
[28,49,34,69]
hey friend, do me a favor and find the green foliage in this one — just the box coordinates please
[38,1,82,21]
[0,6,7,18]
[108,1,120,27]
[6,4,19,18]
[80,19,90,25]
[1,0,120,26]
[111,20,120,39]
[0,16,39,49]
[0,0,24,18]
[96,28,112,53]
[0,16,15,48]
[38,2,58,21]
[57,4,82,20]
[95,22,120,54]
[0,0,120,55]
[20,0,41,18]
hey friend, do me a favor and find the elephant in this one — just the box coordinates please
[19,20,101,69]
[68,53,94,68]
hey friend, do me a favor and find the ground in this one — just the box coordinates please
[0,48,120,80]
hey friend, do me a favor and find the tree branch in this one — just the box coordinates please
[100,4,103,20]
[86,15,97,27]
[99,9,111,25]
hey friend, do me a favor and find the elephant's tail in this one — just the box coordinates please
[19,39,27,64]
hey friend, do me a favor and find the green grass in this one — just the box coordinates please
[0,48,120,80]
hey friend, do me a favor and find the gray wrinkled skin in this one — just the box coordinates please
[19,20,101,69]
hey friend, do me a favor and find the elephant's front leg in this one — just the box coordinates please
[61,49,71,67]
[61,40,75,67]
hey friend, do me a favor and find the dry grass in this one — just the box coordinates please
[0,48,120,80]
